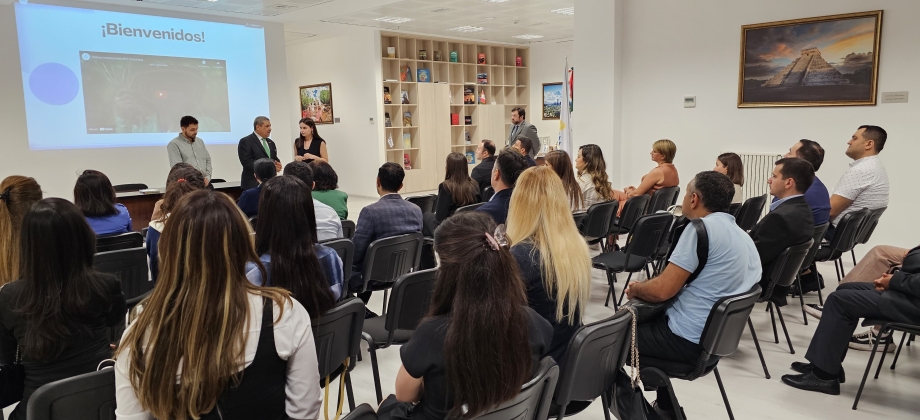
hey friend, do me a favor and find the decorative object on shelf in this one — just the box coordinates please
[434,51,442,61]
[385,112,392,127]
[299,83,334,124]
[479,89,486,104]
[403,153,412,170]
[403,111,412,126]
[542,82,563,120]
[419,50,427,60]
[478,53,486,64]
[403,132,412,149]
[465,151,475,164]
[383,87,392,104]
[417,68,431,83]
[387,47,396,58]
[463,87,475,104]
[401,90,410,104]
[450,51,458,62]
[477,73,488,84]
[464,130,471,145]
[400,65,412,82]
[464,116,472,125]
[516,56,523,67]
[451,113,460,125]
[738,10,882,108]
[387,132,394,148]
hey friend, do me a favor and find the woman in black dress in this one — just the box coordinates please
[293,118,329,163]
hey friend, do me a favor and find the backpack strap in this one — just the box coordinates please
[685,218,708,285]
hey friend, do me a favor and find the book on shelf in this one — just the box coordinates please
[418,49,427,60]
[403,112,412,126]
[463,87,475,104]
[401,91,410,104]
[450,113,460,125]
[387,47,396,58]
[400,65,412,82]
[385,112,392,127]
[465,130,471,145]
[403,153,412,170]
[465,151,475,164]
[417,68,430,83]
[464,116,472,125]
[403,133,412,149]
[387,132,394,148]
[479,90,486,104]
[383,87,391,104]
[434,51,442,61]
[477,73,488,84]
[450,51,458,62]
[478,53,486,64]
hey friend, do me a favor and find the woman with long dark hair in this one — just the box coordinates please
[421,152,480,236]
[575,144,614,207]
[714,152,744,204]
[115,190,322,419]
[293,118,329,163]
[146,166,206,282]
[544,150,585,212]
[379,212,553,420]
[0,198,126,420]
[0,176,42,286]
[73,169,133,235]
[249,176,341,318]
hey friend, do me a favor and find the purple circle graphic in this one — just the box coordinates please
[29,63,79,106]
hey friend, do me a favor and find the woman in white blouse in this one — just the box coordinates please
[714,152,744,204]
[114,190,321,420]
[574,144,614,208]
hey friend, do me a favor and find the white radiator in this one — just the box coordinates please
[739,153,782,218]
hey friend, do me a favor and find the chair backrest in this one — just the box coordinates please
[383,269,438,343]
[312,298,366,378]
[406,194,437,214]
[362,233,424,287]
[27,368,115,420]
[342,404,378,420]
[209,178,227,184]
[765,240,814,297]
[572,212,588,232]
[112,183,147,193]
[474,357,559,420]
[342,220,356,239]
[320,238,355,287]
[579,200,618,238]
[647,186,680,214]
[727,203,742,217]
[95,232,143,253]
[800,223,830,270]
[699,285,762,358]
[248,216,258,229]
[623,213,674,262]
[554,310,632,405]
[855,207,886,246]
[611,195,651,237]
[482,186,495,203]
[824,208,870,259]
[735,194,768,231]
[455,202,486,214]
[93,247,151,303]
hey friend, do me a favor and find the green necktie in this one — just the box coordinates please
[261,137,271,157]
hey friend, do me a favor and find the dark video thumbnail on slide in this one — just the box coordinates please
[80,51,231,134]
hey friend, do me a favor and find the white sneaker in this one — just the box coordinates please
[804,304,823,320]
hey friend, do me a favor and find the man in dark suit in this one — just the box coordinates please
[237,158,277,217]
[512,137,538,167]
[238,116,283,190]
[507,107,540,158]
[471,139,497,192]
[476,148,529,225]
[749,157,815,303]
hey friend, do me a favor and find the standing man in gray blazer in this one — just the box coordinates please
[507,106,540,158]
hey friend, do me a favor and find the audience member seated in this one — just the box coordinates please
[0,198,126,420]
[0,176,42,286]
[624,171,760,417]
[147,167,205,282]
[784,139,831,226]
[544,150,586,212]
[749,158,815,303]
[284,161,343,241]
[782,245,920,395]
[470,139,497,192]
[309,161,349,220]
[713,152,744,204]
[512,136,538,167]
[476,149,529,225]
[238,158,278,217]
[151,163,198,221]
[507,166,591,363]
[348,163,423,314]
[248,176,341,316]
[116,190,321,419]
[612,139,680,215]
[377,212,553,420]
[575,144,614,208]
[73,169,133,236]
[422,152,480,236]
[827,125,889,239]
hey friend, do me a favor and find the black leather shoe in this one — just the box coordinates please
[781,371,840,395]
[790,362,845,383]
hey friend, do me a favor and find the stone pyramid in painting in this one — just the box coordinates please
[761,47,852,87]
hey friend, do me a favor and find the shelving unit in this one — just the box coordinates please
[381,32,529,193]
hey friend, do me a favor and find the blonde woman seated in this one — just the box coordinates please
[507,166,592,362]
[714,152,744,204]
[575,144,614,208]
[614,139,680,214]
[544,150,585,212]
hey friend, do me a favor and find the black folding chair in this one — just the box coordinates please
[406,194,437,214]
[248,216,258,229]
[578,201,618,248]
[593,212,673,309]
[343,404,378,420]
[362,269,437,403]
[27,369,115,420]
[112,183,147,193]
[609,195,651,240]
[728,203,742,218]
[358,233,424,314]
[454,202,486,214]
[641,285,761,420]
[572,212,588,232]
[342,220,356,239]
[814,208,870,282]
[482,186,495,203]
[313,298,365,411]
[209,178,227,184]
[795,223,830,320]
[94,247,151,344]
[735,194,768,231]
[552,311,632,420]
[647,186,680,215]
[853,320,920,410]
[474,357,559,420]
[850,207,886,265]
[95,232,143,253]
[320,238,355,291]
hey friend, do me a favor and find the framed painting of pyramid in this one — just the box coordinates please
[738,11,882,108]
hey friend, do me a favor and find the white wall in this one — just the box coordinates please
[528,40,574,144]
[0,1,291,198]
[617,0,920,250]
[285,30,383,198]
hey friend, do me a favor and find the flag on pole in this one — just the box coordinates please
[558,59,574,152]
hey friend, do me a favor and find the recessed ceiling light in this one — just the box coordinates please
[513,34,544,39]
[483,0,511,3]
[449,26,485,33]
[207,0,218,2]
[551,7,574,15]
[374,16,413,24]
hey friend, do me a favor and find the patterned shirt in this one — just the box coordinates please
[832,155,889,225]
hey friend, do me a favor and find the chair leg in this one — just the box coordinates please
[796,274,808,326]
[747,318,771,379]
[775,305,795,354]
[368,346,383,403]
[874,329,893,379]
[381,289,389,315]
[604,270,616,309]
[345,371,356,411]
[840,259,848,278]
[600,391,612,420]
[713,367,735,420]
[891,332,908,370]
[617,272,634,306]
[834,260,842,283]
[816,276,825,306]
[768,303,779,344]
[851,249,857,266]
[853,328,884,410]
[645,265,653,281]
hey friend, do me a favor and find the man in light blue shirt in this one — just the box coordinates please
[625,171,760,416]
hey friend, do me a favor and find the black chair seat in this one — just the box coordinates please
[643,356,719,379]
[362,317,415,345]
[592,251,647,272]
[814,246,832,262]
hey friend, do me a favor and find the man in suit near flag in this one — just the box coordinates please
[238,116,283,190]
[507,107,539,158]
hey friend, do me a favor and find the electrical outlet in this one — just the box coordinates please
[683,96,696,108]
[369,117,375,124]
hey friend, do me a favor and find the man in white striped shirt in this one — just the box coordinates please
[827,125,889,240]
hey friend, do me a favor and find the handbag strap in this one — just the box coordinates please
[623,306,640,388]
[686,218,708,285]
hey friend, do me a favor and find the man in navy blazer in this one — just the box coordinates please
[237,158,277,217]
[238,116,283,190]
[349,163,423,304]
[476,148,529,225]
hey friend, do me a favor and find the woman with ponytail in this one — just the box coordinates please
[146,166,206,282]
[0,176,42,286]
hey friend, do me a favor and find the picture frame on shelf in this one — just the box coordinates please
[299,83,334,124]
[738,10,882,107]
[542,83,562,120]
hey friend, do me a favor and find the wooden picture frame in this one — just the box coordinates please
[738,10,882,108]
[299,83,334,124]
[542,82,562,119]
